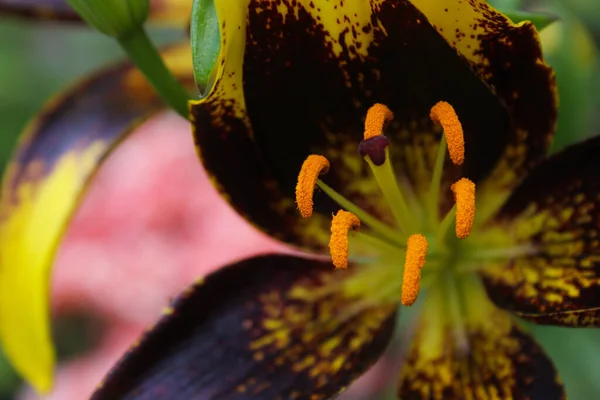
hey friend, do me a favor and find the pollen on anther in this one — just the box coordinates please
[451,178,476,239]
[329,210,360,269]
[296,155,330,218]
[364,103,394,140]
[401,234,428,306]
[430,101,464,165]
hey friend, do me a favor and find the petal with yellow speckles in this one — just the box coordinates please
[398,276,565,400]
[91,255,397,400]
[191,0,555,250]
[410,0,557,213]
[0,0,192,27]
[482,136,600,327]
[0,43,193,393]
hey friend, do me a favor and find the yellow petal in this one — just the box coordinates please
[0,43,192,393]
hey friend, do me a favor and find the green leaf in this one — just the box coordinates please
[66,0,150,38]
[528,324,600,400]
[540,9,598,152]
[503,10,559,31]
[190,0,221,97]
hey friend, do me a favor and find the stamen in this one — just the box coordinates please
[329,210,360,269]
[296,155,330,218]
[401,234,428,306]
[364,103,394,140]
[430,101,464,165]
[451,178,476,239]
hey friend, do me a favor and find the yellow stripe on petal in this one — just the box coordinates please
[0,42,193,393]
[189,0,248,121]
[409,0,514,73]
[0,142,107,393]
[190,0,380,113]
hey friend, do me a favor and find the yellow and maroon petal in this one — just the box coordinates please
[91,255,396,400]
[0,44,193,393]
[0,0,192,27]
[398,277,565,399]
[410,0,557,221]
[482,135,600,327]
[191,0,538,249]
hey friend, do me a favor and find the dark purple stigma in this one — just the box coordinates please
[358,135,389,166]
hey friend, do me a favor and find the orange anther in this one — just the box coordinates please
[364,103,394,140]
[401,234,428,306]
[295,155,330,218]
[430,101,464,165]
[451,178,476,239]
[329,210,360,269]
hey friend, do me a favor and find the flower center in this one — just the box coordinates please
[295,102,476,306]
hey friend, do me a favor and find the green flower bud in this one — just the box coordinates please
[190,0,221,96]
[66,0,150,38]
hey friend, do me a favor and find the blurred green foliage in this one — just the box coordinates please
[0,0,600,398]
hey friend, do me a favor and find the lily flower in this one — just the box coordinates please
[1,0,600,399]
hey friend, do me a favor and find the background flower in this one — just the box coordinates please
[18,111,283,399]
[11,112,394,400]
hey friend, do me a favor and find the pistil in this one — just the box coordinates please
[359,104,415,233]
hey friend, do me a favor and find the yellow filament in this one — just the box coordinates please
[451,178,476,239]
[295,155,330,218]
[329,210,360,269]
[401,234,428,306]
[430,101,464,165]
[364,103,394,140]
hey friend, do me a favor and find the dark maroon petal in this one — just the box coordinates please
[92,255,397,400]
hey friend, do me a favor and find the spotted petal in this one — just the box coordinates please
[91,255,396,399]
[482,135,600,327]
[0,43,193,393]
[191,0,555,252]
[409,0,558,221]
[0,0,192,26]
[398,276,565,399]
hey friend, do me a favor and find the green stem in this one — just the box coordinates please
[118,28,190,118]
[436,204,456,246]
[317,180,403,245]
[427,135,446,229]
[365,150,414,233]
[444,270,469,355]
